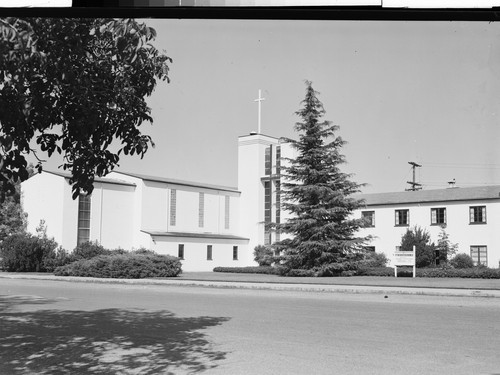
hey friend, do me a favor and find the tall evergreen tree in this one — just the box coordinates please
[276,81,368,276]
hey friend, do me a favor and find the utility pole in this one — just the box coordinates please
[406,161,422,191]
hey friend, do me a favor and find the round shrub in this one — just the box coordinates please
[253,245,275,267]
[450,253,474,269]
[358,251,388,268]
[0,232,60,272]
[54,253,182,278]
[71,241,110,260]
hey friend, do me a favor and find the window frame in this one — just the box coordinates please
[233,246,238,261]
[470,245,487,266]
[395,209,409,227]
[207,245,213,261]
[469,206,486,225]
[361,210,375,227]
[178,244,184,260]
[431,207,447,226]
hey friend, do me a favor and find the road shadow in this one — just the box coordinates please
[0,295,229,374]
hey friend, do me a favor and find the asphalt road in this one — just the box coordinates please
[1,279,499,375]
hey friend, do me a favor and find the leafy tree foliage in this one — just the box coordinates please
[435,228,458,264]
[276,81,368,275]
[0,18,171,198]
[400,226,436,268]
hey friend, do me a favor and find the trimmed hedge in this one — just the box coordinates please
[54,253,182,278]
[356,267,395,277]
[416,267,500,279]
[213,266,279,275]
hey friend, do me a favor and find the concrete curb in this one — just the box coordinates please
[2,274,500,298]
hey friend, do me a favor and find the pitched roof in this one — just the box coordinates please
[113,171,240,193]
[356,185,500,206]
[41,170,136,187]
[141,230,249,241]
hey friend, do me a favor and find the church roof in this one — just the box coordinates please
[42,170,136,187]
[114,171,240,193]
[141,231,249,241]
[356,185,500,206]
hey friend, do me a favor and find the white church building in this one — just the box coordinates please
[21,132,500,271]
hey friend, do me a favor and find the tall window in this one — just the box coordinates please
[207,245,213,261]
[276,145,281,176]
[275,180,281,242]
[265,146,272,175]
[470,246,487,266]
[264,181,271,245]
[170,189,177,226]
[77,194,91,245]
[178,244,184,260]
[233,246,238,260]
[470,206,486,224]
[431,207,446,225]
[198,192,204,228]
[395,209,409,226]
[224,195,230,229]
[361,211,375,227]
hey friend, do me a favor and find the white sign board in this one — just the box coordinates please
[393,246,416,278]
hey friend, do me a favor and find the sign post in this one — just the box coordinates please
[393,245,416,278]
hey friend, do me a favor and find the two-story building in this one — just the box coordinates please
[354,186,500,268]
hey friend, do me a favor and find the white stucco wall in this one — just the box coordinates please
[21,172,66,244]
[355,199,500,268]
[149,236,248,272]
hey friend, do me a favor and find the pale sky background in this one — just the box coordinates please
[42,19,500,194]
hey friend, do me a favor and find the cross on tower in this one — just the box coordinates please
[254,89,265,134]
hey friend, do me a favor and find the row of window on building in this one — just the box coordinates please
[176,244,239,261]
[361,205,487,227]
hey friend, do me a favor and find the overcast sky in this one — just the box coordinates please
[43,18,500,194]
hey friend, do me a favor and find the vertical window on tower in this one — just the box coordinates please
[199,192,204,228]
[224,195,230,229]
[265,146,271,175]
[77,194,91,245]
[170,189,177,226]
[275,180,281,242]
[207,245,212,260]
[264,180,271,245]
[233,246,238,260]
[178,244,184,260]
[276,145,281,176]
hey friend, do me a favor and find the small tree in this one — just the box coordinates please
[400,226,435,268]
[253,245,274,267]
[276,81,369,276]
[435,228,458,264]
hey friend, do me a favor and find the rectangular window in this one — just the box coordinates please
[207,245,213,261]
[431,207,446,225]
[77,194,91,245]
[224,195,230,229]
[361,211,375,227]
[275,180,281,242]
[170,189,177,226]
[198,192,204,228]
[264,180,272,245]
[178,244,184,260]
[233,246,238,260]
[265,146,272,175]
[395,209,409,226]
[470,246,487,266]
[470,206,486,224]
[276,145,281,176]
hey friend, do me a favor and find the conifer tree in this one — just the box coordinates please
[276,81,368,276]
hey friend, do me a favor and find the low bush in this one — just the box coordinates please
[71,241,110,260]
[356,267,394,277]
[42,246,72,272]
[213,266,279,275]
[0,232,61,272]
[358,252,389,268]
[416,267,500,279]
[450,253,474,269]
[286,269,316,277]
[54,253,182,278]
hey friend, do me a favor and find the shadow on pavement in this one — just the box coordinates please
[0,295,229,374]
